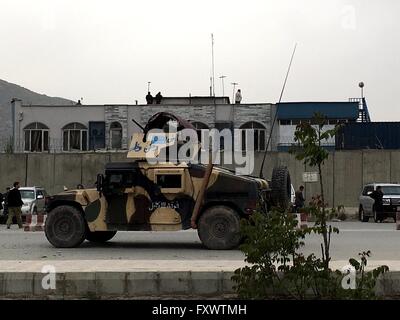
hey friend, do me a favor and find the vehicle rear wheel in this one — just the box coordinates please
[45,205,86,248]
[359,206,369,222]
[85,230,117,243]
[271,166,291,211]
[197,206,241,250]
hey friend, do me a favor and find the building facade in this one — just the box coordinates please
[10,98,277,153]
[9,97,363,154]
[276,101,359,151]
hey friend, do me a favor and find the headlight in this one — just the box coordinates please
[383,198,391,205]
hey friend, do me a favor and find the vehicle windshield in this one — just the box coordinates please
[20,190,35,199]
[381,186,400,195]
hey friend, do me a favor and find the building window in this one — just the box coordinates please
[110,122,122,149]
[24,122,49,152]
[62,123,88,151]
[240,121,267,151]
[279,120,291,125]
[190,121,209,143]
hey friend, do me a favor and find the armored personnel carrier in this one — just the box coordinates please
[44,112,291,249]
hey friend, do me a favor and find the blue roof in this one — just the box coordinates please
[277,102,359,120]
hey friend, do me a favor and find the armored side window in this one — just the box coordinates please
[156,174,182,189]
[107,172,135,189]
[154,169,184,193]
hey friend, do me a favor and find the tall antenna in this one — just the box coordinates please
[259,43,297,178]
[231,82,238,104]
[211,33,215,96]
[219,75,227,96]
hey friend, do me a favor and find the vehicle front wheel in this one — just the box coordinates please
[197,206,241,250]
[359,206,369,222]
[45,205,86,248]
[85,230,117,243]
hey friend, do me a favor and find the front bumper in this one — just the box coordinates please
[21,206,33,215]
[382,205,400,215]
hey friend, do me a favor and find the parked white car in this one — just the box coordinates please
[359,183,400,222]
[19,187,48,216]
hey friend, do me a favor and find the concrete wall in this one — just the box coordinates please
[0,150,397,207]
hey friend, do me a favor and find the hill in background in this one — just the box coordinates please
[0,79,75,142]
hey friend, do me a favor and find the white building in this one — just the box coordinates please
[10,97,277,153]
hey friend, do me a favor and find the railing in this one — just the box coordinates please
[349,97,371,122]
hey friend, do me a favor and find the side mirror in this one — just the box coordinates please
[37,195,44,199]
[96,174,104,192]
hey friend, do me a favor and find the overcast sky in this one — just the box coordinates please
[0,0,399,120]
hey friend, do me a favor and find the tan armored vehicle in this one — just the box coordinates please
[44,112,291,249]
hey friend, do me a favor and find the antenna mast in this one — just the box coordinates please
[259,43,297,178]
[211,33,215,96]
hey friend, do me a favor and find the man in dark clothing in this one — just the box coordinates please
[295,185,305,212]
[155,92,163,104]
[6,182,24,229]
[146,92,153,104]
[370,185,384,221]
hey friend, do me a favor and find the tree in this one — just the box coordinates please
[290,112,339,270]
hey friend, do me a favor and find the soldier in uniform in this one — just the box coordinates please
[6,182,24,229]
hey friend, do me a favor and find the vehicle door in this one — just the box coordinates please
[147,168,191,229]
[361,185,375,214]
[103,170,135,225]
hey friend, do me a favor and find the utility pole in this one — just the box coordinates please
[219,75,226,97]
[147,82,151,92]
[359,82,364,99]
[231,82,238,104]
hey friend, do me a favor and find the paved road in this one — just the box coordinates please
[0,221,399,261]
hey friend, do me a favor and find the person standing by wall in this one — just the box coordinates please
[6,182,24,229]
[295,185,305,212]
[370,185,384,222]
[155,92,163,104]
[235,89,242,104]
[146,92,153,104]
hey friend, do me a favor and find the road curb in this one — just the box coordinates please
[0,271,237,299]
[2,270,400,299]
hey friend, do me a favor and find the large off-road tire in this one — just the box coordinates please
[359,206,369,222]
[197,206,241,250]
[45,205,86,248]
[85,230,117,243]
[271,166,291,210]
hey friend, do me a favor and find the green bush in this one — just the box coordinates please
[233,209,388,299]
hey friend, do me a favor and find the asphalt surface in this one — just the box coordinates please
[0,221,399,261]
